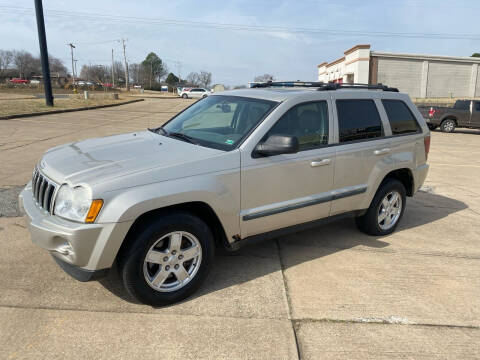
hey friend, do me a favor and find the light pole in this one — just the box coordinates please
[34,0,53,106]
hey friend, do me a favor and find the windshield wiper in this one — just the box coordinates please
[168,132,198,144]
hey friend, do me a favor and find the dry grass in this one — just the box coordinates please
[0,96,129,117]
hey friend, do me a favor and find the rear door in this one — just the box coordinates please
[330,95,393,215]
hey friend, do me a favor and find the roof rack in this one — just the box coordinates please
[316,83,399,92]
[250,81,326,88]
[251,81,399,92]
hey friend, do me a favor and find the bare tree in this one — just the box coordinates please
[129,63,143,85]
[13,50,40,79]
[48,56,67,75]
[113,60,125,83]
[254,74,275,82]
[186,72,200,86]
[198,71,212,88]
[80,64,109,84]
[0,50,13,76]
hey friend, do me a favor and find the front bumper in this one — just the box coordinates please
[19,183,132,281]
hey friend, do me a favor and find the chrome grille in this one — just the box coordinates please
[32,168,58,213]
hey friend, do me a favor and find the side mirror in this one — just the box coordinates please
[216,104,231,113]
[253,135,299,157]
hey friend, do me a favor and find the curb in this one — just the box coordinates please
[128,96,181,99]
[0,98,145,120]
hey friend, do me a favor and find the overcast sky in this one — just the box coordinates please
[1,0,479,86]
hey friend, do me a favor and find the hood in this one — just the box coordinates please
[40,131,227,187]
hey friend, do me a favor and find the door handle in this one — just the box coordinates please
[311,159,331,167]
[374,148,391,155]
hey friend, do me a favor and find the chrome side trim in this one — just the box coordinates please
[242,185,367,221]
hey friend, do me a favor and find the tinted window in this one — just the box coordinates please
[454,100,470,110]
[336,100,383,142]
[382,100,420,135]
[265,101,329,151]
[475,101,480,111]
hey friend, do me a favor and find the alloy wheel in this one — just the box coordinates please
[377,191,402,231]
[143,231,202,292]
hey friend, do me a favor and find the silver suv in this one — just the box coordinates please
[19,82,430,306]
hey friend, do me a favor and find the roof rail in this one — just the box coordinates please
[316,83,399,92]
[251,81,326,88]
[250,81,399,92]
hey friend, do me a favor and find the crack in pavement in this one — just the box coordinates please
[276,239,302,360]
[292,318,480,330]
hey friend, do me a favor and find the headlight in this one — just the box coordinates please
[54,185,103,223]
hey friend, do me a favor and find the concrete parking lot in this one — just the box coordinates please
[0,98,479,359]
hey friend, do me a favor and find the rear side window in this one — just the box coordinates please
[336,100,383,143]
[454,100,470,110]
[382,100,420,135]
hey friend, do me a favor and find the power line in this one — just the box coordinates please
[1,5,480,40]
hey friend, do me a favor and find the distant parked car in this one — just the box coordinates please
[133,84,142,89]
[9,78,29,84]
[179,88,210,99]
[418,100,480,132]
[102,83,113,88]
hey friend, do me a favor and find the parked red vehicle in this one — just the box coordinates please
[102,83,113,88]
[9,78,29,84]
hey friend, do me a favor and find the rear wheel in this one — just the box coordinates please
[440,119,456,133]
[427,124,437,131]
[356,178,406,236]
[182,94,188,99]
[119,212,214,306]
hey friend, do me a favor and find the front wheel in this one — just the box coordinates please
[182,94,188,99]
[356,178,406,236]
[440,119,456,133]
[118,212,215,306]
[427,124,437,131]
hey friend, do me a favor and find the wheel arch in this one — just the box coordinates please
[116,201,228,263]
[440,116,458,125]
[381,168,414,197]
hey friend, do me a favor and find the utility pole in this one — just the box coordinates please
[34,0,53,106]
[67,43,75,85]
[175,60,182,83]
[111,49,115,88]
[122,39,129,91]
[73,59,78,79]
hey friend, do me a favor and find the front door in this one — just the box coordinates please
[240,100,335,238]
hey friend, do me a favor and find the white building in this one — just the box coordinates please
[317,44,480,98]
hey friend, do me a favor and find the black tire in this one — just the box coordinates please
[202,94,207,98]
[182,94,188,99]
[355,178,406,236]
[118,211,215,306]
[427,124,437,131]
[440,119,456,133]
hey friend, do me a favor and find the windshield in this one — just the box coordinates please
[160,95,278,150]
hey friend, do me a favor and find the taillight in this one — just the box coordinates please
[424,135,431,160]
[428,107,435,118]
